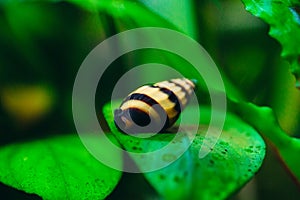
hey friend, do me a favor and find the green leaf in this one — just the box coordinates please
[103,101,266,200]
[138,0,198,38]
[0,134,122,200]
[231,101,300,184]
[241,0,300,84]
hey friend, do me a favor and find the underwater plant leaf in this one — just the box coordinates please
[103,101,266,200]
[0,134,122,200]
[231,101,300,184]
[138,0,198,38]
[241,0,300,84]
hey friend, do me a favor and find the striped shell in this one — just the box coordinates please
[114,78,196,134]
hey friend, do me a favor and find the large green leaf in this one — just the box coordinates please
[241,0,300,84]
[0,134,122,200]
[103,101,266,200]
[231,101,300,184]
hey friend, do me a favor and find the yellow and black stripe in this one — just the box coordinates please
[114,78,196,134]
